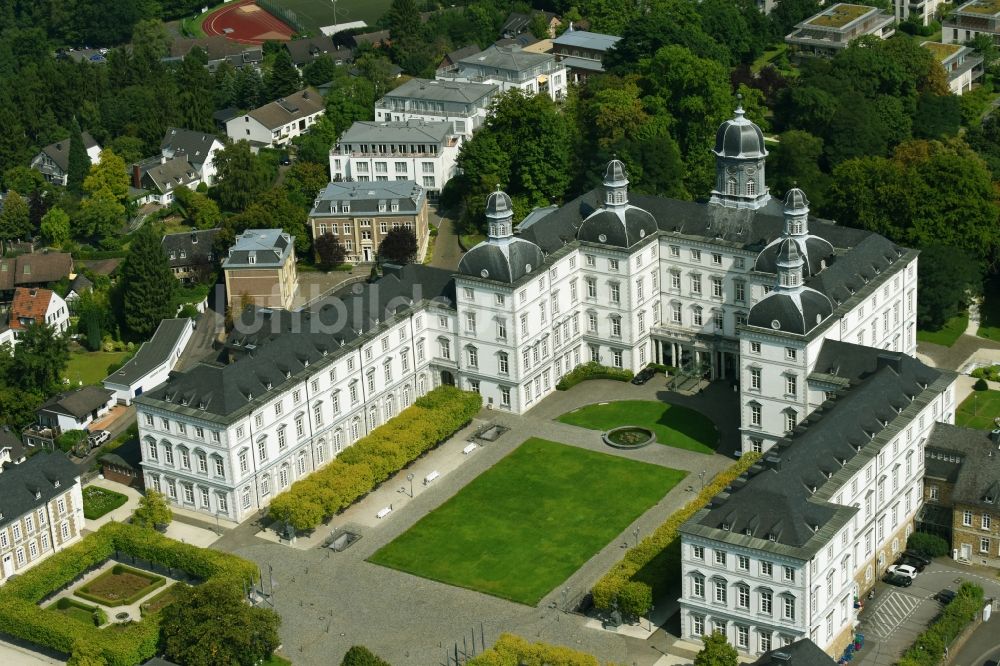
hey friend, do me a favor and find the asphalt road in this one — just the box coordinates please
[952,605,1000,666]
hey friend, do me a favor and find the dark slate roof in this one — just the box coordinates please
[104,318,191,386]
[39,386,113,419]
[144,156,200,193]
[458,238,544,283]
[576,206,658,249]
[78,258,121,276]
[160,128,221,167]
[310,181,425,217]
[0,452,79,526]
[0,426,25,463]
[138,264,455,420]
[161,229,219,268]
[713,109,766,159]
[440,44,481,67]
[756,235,835,276]
[38,132,98,172]
[284,36,350,65]
[747,289,833,335]
[752,639,837,665]
[68,274,93,295]
[682,342,948,554]
[223,229,293,269]
[925,423,1000,509]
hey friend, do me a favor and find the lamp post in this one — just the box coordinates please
[633,526,640,549]
[698,470,706,490]
[406,473,414,497]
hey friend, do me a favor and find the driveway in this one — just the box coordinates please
[429,207,462,271]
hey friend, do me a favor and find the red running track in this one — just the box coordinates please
[203,0,294,45]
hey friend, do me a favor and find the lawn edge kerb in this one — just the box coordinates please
[592,452,762,617]
[0,522,258,666]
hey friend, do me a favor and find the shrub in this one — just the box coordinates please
[974,377,989,391]
[898,581,983,666]
[341,645,393,665]
[268,386,482,531]
[591,453,762,616]
[556,362,634,391]
[468,633,615,665]
[971,365,1000,382]
[82,486,129,520]
[907,531,950,558]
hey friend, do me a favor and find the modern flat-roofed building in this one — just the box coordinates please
[891,0,945,26]
[222,229,298,311]
[551,27,621,84]
[329,120,462,199]
[437,44,567,100]
[943,0,1000,45]
[922,41,984,95]
[309,180,429,263]
[786,3,895,57]
[374,78,498,137]
[103,318,194,406]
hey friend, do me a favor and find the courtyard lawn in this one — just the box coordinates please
[65,350,131,386]
[82,486,129,520]
[76,565,165,607]
[916,313,968,347]
[956,389,1000,430]
[139,584,184,616]
[557,400,718,454]
[369,438,684,605]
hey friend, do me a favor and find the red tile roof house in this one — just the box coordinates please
[8,287,69,341]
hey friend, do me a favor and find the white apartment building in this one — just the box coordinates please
[226,87,325,149]
[139,103,924,527]
[375,78,499,138]
[329,120,462,199]
[943,0,1000,45]
[436,44,567,101]
[0,452,85,583]
[892,0,945,25]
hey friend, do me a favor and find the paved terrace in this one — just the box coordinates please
[213,378,739,665]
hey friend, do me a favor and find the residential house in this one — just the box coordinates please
[922,42,984,95]
[160,128,224,186]
[309,180,429,263]
[785,3,896,57]
[920,423,1000,567]
[943,0,1000,45]
[103,318,194,406]
[375,78,499,137]
[131,155,201,205]
[892,0,945,25]
[64,274,93,313]
[437,45,480,71]
[161,229,220,283]
[0,253,74,300]
[329,120,462,199]
[165,37,262,71]
[222,229,298,311]
[0,452,84,584]
[225,87,325,149]
[436,44,567,100]
[284,36,352,68]
[0,427,26,470]
[551,27,621,84]
[8,287,69,340]
[501,11,560,39]
[29,133,101,186]
[23,386,115,448]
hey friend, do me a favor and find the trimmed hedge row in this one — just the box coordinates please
[0,522,259,666]
[592,452,762,617]
[75,564,166,607]
[268,386,482,531]
[556,362,634,391]
[468,633,621,666]
[898,581,983,666]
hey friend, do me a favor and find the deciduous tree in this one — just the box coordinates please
[341,645,392,666]
[916,245,983,330]
[40,206,71,246]
[131,489,173,528]
[0,190,32,242]
[173,186,221,229]
[212,141,273,212]
[265,49,302,100]
[315,233,347,269]
[694,632,739,666]
[378,227,418,264]
[10,322,69,393]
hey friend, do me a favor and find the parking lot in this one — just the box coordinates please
[855,558,1000,665]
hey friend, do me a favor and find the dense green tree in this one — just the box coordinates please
[10,322,69,393]
[76,288,114,350]
[131,489,173,528]
[378,227,418,264]
[916,245,984,330]
[67,119,90,194]
[266,49,302,100]
[77,189,125,241]
[2,166,47,196]
[694,632,739,666]
[341,645,392,666]
[315,233,347,269]
[303,55,338,87]
[160,580,281,666]
[173,186,222,229]
[966,110,1000,177]
[212,141,273,212]
[767,130,830,209]
[68,639,105,666]
[176,51,217,132]
[105,136,146,166]
[40,206,71,246]
[120,226,177,339]
[0,190,32,242]
[223,187,311,255]
[293,116,339,164]
[131,19,170,78]
[913,92,962,139]
[283,161,329,208]
[605,0,730,71]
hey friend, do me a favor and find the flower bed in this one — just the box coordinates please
[82,486,129,520]
[75,564,165,607]
[603,426,655,449]
[0,522,258,666]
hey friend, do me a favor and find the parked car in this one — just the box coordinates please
[934,589,957,604]
[886,563,919,579]
[902,549,932,567]
[894,554,926,572]
[279,152,292,166]
[884,572,913,587]
[87,430,111,450]
[631,367,656,385]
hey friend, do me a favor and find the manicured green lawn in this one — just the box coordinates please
[65,351,131,386]
[50,598,100,626]
[369,438,684,605]
[82,486,129,520]
[262,655,292,666]
[557,400,718,454]
[916,313,968,347]
[956,389,1000,430]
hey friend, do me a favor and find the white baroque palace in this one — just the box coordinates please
[136,108,948,658]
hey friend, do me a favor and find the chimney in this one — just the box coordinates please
[132,163,142,189]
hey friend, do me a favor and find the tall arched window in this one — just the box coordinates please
[746,179,756,196]
[279,464,289,489]
[333,428,343,453]
[727,178,737,195]
[351,417,361,441]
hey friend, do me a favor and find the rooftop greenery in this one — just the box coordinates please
[808,3,876,28]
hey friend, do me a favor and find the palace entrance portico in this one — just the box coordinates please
[651,330,738,381]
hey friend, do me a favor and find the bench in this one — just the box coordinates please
[462,443,477,455]
[423,471,440,485]
[376,506,392,519]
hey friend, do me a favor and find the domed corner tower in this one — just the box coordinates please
[747,237,834,336]
[708,98,771,211]
[576,159,658,249]
[754,187,835,278]
[457,187,544,283]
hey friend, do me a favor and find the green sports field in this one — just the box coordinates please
[264,0,393,34]
[368,438,685,605]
